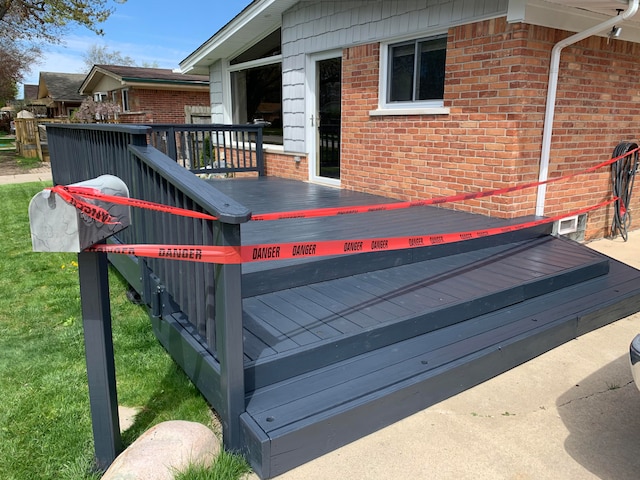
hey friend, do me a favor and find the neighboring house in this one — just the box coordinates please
[36,72,86,117]
[180,0,640,241]
[23,84,38,103]
[79,65,210,124]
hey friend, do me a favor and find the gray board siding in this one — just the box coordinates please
[206,0,509,151]
[280,0,509,151]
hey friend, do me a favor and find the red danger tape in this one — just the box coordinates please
[49,186,122,225]
[48,186,218,223]
[85,198,616,264]
[50,147,637,223]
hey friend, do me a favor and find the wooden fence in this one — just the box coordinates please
[14,118,69,161]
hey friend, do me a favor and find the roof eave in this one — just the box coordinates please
[179,0,297,74]
[118,80,210,91]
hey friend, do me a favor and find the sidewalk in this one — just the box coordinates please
[266,231,640,480]
[0,163,52,185]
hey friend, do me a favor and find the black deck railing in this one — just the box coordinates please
[148,124,265,176]
[46,123,253,448]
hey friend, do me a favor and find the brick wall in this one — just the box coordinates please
[118,88,210,124]
[265,151,308,181]
[340,18,640,240]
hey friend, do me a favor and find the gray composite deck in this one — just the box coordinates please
[46,124,640,478]
[190,177,640,478]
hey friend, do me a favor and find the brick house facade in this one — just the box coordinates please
[80,65,210,125]
[117,89,211,124]
[181,0,640,241]
[335,18,640,240]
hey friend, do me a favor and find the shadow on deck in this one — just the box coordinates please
[157,177,640,478]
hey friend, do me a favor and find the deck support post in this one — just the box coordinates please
[78,247,122,471]
[215,222,245,451]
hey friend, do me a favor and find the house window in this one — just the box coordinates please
[386,35,447,106]
[230,64,282,145]
[121,89,130,112]
[228,28,283,145]
[94,92,107,102]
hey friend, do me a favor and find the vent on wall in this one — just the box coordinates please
[553,213,587,242]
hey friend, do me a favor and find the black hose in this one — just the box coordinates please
[611,141,638,241]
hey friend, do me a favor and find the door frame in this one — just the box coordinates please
[306,49,342,187]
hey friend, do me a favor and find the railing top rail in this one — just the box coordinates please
[129,144,251,224]
[148,124,263,133]
[46,123,151,135]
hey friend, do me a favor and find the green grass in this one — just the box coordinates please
[175,452,252,480]
[14,155,41,169]
[0,182,250,479]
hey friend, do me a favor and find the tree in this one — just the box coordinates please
[0,0,125,103]
[72,96,120,123]
[0,0,125,44]
[83,44,136,71]
[83,44,160,71]
[0,41,37,105]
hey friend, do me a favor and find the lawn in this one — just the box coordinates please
[0,182,250,479]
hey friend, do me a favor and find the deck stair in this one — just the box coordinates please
[44,124,640,480]
[234,223,640,477]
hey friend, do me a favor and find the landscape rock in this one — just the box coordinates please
[101,420,220,480]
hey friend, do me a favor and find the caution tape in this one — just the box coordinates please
[85,198,616,264]
[50,147,638,223]
[49,185,122,225]
[48,185,217,224]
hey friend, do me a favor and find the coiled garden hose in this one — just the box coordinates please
[611,141,639,241]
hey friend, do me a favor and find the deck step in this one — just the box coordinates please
[241,217,551,296]
[240,257,640,479]
[242,236,609,389]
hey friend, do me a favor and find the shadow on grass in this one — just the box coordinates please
[120,361,218,446]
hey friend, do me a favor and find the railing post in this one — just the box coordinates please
[166,126,178,160]
[255,127,265,176]
[214,221,245,451]
[77,247,122,470]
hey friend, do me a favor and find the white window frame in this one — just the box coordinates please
[226,54,283,146]
[121,89,130,112]
[371,33,450,117]
[93,92,107,102]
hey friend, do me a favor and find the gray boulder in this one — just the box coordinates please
[102,420,220,480]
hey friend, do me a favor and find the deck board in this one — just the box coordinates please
[245,259,640,438]
[241,236,609,366]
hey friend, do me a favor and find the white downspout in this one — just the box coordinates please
[535,0,639,216]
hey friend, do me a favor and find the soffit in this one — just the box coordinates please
[180,0,640,75]
[522,0,640,41]
[180,0,299,75]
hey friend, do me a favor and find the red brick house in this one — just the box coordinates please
[179,0,640,240]
[79,65,210,124]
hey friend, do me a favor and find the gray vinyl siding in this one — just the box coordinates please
[280,0,507,152]
[208,0,508,152]
[209,61,224,124]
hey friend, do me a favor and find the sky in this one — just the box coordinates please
[21,0,251,89]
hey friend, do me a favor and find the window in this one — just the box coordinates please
[228,29,283,145]
[121,89,130,112]
[387,35,447,106]
[93,92,107,102]
[230,64,282,145]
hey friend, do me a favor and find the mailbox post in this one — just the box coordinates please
[29,175,131,470]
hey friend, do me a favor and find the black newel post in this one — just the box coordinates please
[77,247,122,470]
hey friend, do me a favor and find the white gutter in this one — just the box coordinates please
[535,0,639,216]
